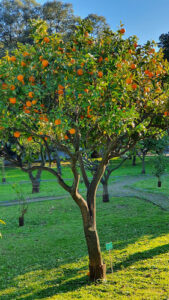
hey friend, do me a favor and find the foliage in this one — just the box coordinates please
[1,19,169,280]
[159,32,169,61]
[12,183,28,217]
[0,20,168,152]
[152,154,166,179]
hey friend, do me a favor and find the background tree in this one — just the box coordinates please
[83,155,128,202]
[159,32,169,61]
[0,20,169,281]
[84,14,110,37]
[153,154,166,187]
[136,135,168,174]
[0,0,39,57]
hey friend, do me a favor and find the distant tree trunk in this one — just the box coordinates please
[132,154,136,166]
[1,158,6,183]
[28,169,42,194]
[158,176,162,187]
[101,179,109,202]
[141,153,146,174]
[19,216,24,226]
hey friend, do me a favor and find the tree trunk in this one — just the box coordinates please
[32,180,40,193]
[158,180,161,187]
[141,154,146,174]
[1,158,6,183]
[102,180,109,202]
[84,225,106,281]
[28,170,41,194]
[19,216,24,226]
[132,154,136,166]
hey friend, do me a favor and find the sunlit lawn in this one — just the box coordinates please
[0,194,169,299]
[0,157,169,299]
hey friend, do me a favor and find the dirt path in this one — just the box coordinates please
[0,174,169,210]
[107,175,169,210]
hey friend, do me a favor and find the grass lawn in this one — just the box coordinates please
[1,156,169,202]
[0,193,169,299]
[130,175,169,197]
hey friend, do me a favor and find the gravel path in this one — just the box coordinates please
[0,174,169,210]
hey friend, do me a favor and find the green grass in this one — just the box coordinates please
[0,194,169,299]
[1,157,169,299]
[1,156,168,202]
[130,174,169,196]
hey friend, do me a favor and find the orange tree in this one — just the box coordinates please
[0,19,169,281]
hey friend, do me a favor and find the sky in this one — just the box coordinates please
[39,0,169,46]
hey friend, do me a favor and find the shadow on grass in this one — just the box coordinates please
[26,275,89,299]
[4,267,89,300]
[113,243,169,272]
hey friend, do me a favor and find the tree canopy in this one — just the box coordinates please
[0,19,169,281]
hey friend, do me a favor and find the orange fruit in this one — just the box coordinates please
[131,84,137,90]
[84,32,89,37]
[21,61,26,67]
[17,74,24,81]
[71,58,75,64]
[126,78,133,84]
[144,87,150,93]
[58,84,64,90]
[29,76,35,83]
[9,97,16,104]
[42,60,49,67]
[26,101,32,107]
[130,64,136,69]
[24,109,30,114]
[14,131,20,138]
[58,90,64,95]
[43,37,50,43]
[27,136,33,141]
[10,85,15,90]
[32,100,37,105]
[69,128,76,134]
[23,52,29,57]
[98,71,103,78]
[55,119,61,125]
[116,63,122,69]
[10,56,16,62]
[148,72,153,78]
[120,28,125,34]
[84,89,89,93]
[28,92,34,98]
[64,135,69,140]
[98,57,103,63]
[2,83,7,89]
[77,69,83,76]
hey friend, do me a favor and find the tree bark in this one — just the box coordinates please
[141,154,146,174]
[19,216,24,226]
[132,154,136,166]
[78,191,106,281]
[83,224,106,281]
[102,180,109,202]
[32,180,40,193]
[158,180,161,187]
[28,169,42,194]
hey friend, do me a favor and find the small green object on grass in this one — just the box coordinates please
[106,242,113,250]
